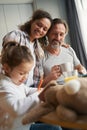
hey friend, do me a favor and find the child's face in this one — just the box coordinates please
[4,61,33,85]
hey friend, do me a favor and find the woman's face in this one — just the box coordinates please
[4,61,34,85]
[30,18,51,40]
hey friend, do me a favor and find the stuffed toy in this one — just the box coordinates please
[22,81,57,125]
[22,77,87,125]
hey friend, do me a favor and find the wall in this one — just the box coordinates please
[34,0,67,19]
[34,0,70,44]
[0,3,33,49]
[0,0,70,50]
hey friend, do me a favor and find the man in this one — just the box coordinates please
[40,18,86,86]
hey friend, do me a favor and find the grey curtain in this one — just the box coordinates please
[65,0,87,69]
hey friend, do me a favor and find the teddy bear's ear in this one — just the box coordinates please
[44,86,59,107]
[64,79,81,95]
[44,80,58,88]
[38,80,58,101]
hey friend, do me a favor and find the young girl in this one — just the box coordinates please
[0,41,62,130]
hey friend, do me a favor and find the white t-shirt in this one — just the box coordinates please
[0,74,40,130]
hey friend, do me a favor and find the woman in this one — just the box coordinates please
[2,9,52,88]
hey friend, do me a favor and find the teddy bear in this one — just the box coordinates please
[22,77,87,125]
[22,80,57,125]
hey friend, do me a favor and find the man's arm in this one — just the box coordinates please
[74,64,87,74]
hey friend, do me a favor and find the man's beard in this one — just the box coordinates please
[51,40,61,49]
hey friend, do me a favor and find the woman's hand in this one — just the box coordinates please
[61,42,70,48]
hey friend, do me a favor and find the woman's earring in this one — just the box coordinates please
[45,36,49,46]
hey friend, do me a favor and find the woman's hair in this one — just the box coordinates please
[48,18,69,34]
[1,41,33,69]
[19,9,52,35]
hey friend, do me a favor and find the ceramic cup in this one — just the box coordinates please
[60,62,78,80]
[60,62,74,73]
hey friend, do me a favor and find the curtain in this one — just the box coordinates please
[75,0,87,56]
[65,0,87,69]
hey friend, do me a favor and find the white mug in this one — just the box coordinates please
[60,62,74,73]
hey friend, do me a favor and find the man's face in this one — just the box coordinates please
[47,23,66,49]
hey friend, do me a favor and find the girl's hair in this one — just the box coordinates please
[19,9,52,35]
[1,41,33,69]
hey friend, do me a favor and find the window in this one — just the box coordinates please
[75,0,87,54]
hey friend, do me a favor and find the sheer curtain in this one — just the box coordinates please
[74,0,87,55]
[65,0,87,69]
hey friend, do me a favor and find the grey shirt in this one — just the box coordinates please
[41,46,80,83]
